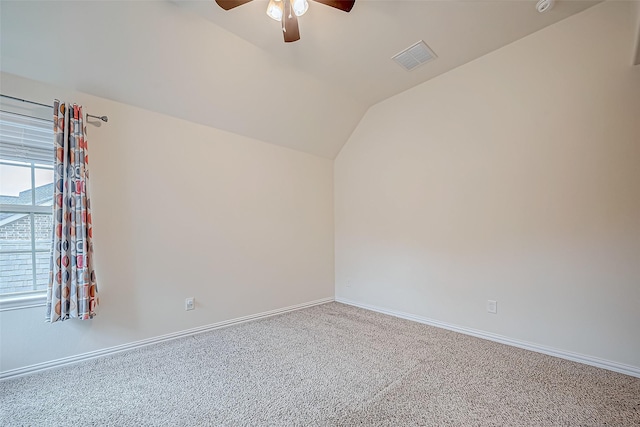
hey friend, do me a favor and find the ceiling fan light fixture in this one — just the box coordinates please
[216,0,356,43]
[266,0,284,21]
[292,0,309,17]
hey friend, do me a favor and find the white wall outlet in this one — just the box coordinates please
[346,280,351,288]
[487,300,497,314]
[185,297,195,311]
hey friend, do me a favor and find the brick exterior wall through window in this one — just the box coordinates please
[0,213,52,294]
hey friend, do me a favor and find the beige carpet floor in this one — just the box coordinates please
[1,302,639,426]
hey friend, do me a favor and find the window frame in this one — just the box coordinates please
[0,108,53,311]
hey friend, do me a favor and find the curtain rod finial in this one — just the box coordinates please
[86,113,108,123]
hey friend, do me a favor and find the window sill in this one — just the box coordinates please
[0,293,47,312]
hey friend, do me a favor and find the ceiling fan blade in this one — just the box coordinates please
[282,0,301,43]
[215,0,253,11]
[310,0,355,13]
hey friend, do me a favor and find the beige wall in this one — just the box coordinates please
[335,1,640,368]
[0,73,334,373]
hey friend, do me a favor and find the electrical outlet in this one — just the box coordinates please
[346,280,351,288]
[185,297,195,311]
[487,300,497,314]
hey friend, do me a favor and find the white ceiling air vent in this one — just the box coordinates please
[392,40,437,71]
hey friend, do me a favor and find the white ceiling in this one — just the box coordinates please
[0,0,598,158]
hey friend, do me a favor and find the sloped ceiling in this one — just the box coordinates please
[0,0,598,158]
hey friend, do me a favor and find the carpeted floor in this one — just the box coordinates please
[1,302,639,426]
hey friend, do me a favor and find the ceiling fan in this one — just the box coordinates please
[215,0,355,43]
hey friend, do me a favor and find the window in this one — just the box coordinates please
[0,110,54,302]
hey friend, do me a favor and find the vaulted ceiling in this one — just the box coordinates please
[0,0,598,158]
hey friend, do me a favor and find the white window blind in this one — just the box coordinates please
[0,111,54,164]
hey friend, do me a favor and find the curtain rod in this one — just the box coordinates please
[0,94,109,123]
[1,94,51,109]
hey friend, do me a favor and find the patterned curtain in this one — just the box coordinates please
[45,100,98,322]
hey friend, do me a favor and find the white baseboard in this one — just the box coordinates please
[335,297,640,379]
[6,296,638,380]
[0,297,334,381]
